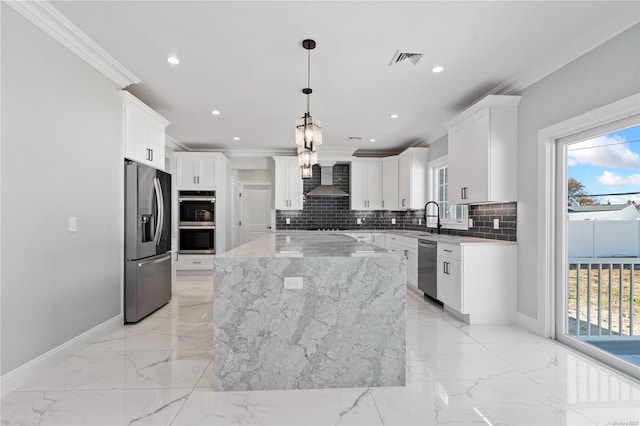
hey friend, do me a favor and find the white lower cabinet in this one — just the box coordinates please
[175,254,214,270]
[386,234,418,288]
[437,242,516,324]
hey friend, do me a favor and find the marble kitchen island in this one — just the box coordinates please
[212,232,406,391]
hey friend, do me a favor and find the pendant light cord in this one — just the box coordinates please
[306,48,311,114]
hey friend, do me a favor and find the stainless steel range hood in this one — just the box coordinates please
[306,164,349,197]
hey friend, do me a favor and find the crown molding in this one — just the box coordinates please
[165,135,189,152]
[4,0,140,88]
[492,2,640,96]
[422,2,640,146]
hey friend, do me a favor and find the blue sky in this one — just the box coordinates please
[567,124,640,205]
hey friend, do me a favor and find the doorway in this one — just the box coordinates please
[241,184,272,244]
[540,94,640,380]
[230,170,273,249]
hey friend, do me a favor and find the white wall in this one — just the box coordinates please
[1,5,123,374]
[517,24,640,320]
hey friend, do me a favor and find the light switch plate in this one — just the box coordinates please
[357,218,362,225]
[285,218,291,224]
[391,218,396,225]
[68,217,77,232]
[468,218,474,228]
[284,277,303,290]
[493,218,500,229]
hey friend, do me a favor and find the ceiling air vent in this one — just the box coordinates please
[389,50,423,67]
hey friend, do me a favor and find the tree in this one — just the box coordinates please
[568,178,597,206]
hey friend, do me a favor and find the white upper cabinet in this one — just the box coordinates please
[350,159,382,210]
[446,95,521,205]
[122,91,169,170]
[381,157,399,210]
[273,157,303,210]
[397,147,429,210]
[175,152,226,189]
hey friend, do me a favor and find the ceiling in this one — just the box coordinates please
[51,1,633,156]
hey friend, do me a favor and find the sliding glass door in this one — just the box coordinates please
[555,121,640,379]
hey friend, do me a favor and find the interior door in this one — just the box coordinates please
[242,185,272,244]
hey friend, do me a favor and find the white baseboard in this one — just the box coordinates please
[0,314,123,397]
[516,312,545,336]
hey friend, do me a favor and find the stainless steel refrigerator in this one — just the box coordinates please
[125,160,172,323]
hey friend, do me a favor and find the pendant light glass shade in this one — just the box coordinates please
[295,113,322,150]
[300,164,313,179]
[297,148,317,167]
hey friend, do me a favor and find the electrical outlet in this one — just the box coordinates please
[391,218,396,225]
[285,218,291,224]
[284,277,303,290]
[468,218,474,228]
[493,218,500,229]
[418,218,422,225]
[357,218,362,225]
[68,217,77,232]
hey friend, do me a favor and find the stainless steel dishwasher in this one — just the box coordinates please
[418,240,439,302]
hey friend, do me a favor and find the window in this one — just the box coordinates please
[427,156,468,230]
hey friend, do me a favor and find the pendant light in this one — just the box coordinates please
[296,39,322,178]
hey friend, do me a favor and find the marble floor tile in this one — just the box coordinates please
[484,340,618,378]
[85,323,213,352]
[172,387,383,426]
[532,374,640,425]
[1,389,190,426]
[18,351,211,391]
[407,342,526,382]
[370,379,597,426]
[460,323,546,344]
[2,276,638,426]
[406,319,477,346]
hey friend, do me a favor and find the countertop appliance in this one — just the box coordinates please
[418,239,440,302]
[125,160,172,323]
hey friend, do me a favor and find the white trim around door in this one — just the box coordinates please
[537,93,640,379]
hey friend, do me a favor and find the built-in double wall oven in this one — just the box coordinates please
[178,190,216,254]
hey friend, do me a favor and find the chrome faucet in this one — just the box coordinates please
[424,201,442,234]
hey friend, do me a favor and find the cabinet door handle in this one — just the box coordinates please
[193,261,201,264]
[444,249,452,253]
[197,176,200,184]
[403,249,408,259]
[146,148,152,161]
[193,176,196,184]
[402,198,406,207]
[382,200,385,208]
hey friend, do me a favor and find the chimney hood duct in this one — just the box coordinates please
[306,164,349,197]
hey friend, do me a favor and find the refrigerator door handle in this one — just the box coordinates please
[137,254,171,268]
[153,177,164,245]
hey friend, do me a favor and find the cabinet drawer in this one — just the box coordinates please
[176,254,214,270]
[438,243,461,260]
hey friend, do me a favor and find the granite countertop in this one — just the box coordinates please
[382,230,516,245]
[280,229,515,245]
[217,232,394,258]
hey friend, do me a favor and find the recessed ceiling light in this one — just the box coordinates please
[233,137,240,141]
[432,65,444,73]
[211,110,220,115]
[390,114,399,119]
[369,139,376,142]
[167,56,180,65]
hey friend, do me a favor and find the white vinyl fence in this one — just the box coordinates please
[568,220,640,258]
